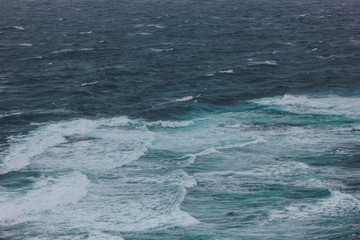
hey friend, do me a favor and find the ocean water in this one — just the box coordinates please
[1,0,360,239]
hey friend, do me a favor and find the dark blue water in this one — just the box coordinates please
[1,0,360,239]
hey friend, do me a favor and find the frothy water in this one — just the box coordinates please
[174,96,194,102]
[2,94,359,238]
[247,60,279,66]
[251,94,360,116]
[219,69,234,74]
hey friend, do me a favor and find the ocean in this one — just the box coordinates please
[0,0,359,239]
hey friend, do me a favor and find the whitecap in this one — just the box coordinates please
[33,169,199,234]
[316,55,335,60]
[150,48,173,52]
[269,190,360,221]
[52,49,73,54]
[219,69,234,74]
[147,120,194,128]
[179,147,220,165]
[294,14,308,18]
[222,123,246,129]
[247,60,278,66]
[0,119,96,174]
[217,138,267,150]
[79,48,93,51]
[81,81,98,86]
[0,117,152,174]
[18,43,32,47]
[0,112,22,119]
[2,107,357,237]
[174,96,194,102]
[24,117,153,172]
[12,26,24,30]
[138,32,151,35]
[79,31,92,34]
[108,170,199,230]
[177,138,266,166]
[0,116,171,232]
[52,48,92,54]
[251,94,360,116]
[20,56,43,60]
[147,24,165,29]
[0,171,89,224]
[88,231,124,240]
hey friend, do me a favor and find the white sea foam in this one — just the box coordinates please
[150,48,173,52]
[0,172,89,223]
[269,190,360,221]
[180,147,220,165]
[19,43,33,47]
[217,138,267,150]
[79,31,92,34]
[0,119,98,174]
[1,168,199,237]
[178,138,267,166]
[42,170,199,234]
[0,112,22,119]
[79,48,93,51]
[2,106,357,237]
[219,69,234,74]
[20,56,43,60]
[0,117,152,175]
[247,60,278,66]
[52,49,73,54]
[88,231,124,240]
[147,24,165,29]
[137,32,151,35]
[195,159,310,180]
[12,26,24,30]
[294,13,308,18]
[175,96,194,102]
[316,55,335,60]
[26,117,153,172]
[52,48,92,54]
[116,170,199,230]
[81,81,98,86]
[147,120,194,128]
[0,116,203,236]
[222,123,246,129]
[251,94,360,116]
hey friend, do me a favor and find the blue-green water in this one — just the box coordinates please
[1,0,360,239]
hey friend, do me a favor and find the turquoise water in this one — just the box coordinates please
[1,0,360,239]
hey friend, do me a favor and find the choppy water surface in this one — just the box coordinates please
[1,0,359,239]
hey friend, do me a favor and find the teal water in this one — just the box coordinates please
[1,0,360,239]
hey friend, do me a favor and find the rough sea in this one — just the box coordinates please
[1,0,360,239]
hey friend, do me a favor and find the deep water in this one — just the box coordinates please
[0,0,360,239]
